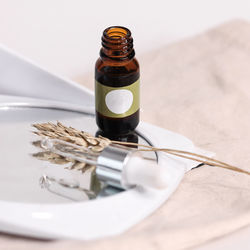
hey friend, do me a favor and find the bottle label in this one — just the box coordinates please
[95,79,139,118]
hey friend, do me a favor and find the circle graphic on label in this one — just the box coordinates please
[105,89,133,114]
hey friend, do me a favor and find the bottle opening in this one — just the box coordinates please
[101,26,134,60]
[104,26,131,40]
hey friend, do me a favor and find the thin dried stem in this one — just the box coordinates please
[111,141,250,176]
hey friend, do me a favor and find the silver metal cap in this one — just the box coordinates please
[96,145,134,189]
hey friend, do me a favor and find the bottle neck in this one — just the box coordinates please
[100,26,135,61]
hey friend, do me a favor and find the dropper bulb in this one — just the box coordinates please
[123,155,168,189]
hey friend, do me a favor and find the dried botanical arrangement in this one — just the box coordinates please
[32,122,110,173]
[32,122,250,176]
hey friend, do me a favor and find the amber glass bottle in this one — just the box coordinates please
[95,26,140,136]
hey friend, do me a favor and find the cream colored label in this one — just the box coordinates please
[95,79,139,118]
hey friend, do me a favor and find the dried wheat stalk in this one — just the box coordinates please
[32,122,250,176]
[32,122,110,172]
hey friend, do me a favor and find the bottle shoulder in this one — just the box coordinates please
[95,57,139,87]
[95,57,139,69]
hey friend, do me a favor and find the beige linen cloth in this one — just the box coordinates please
[1,19,250,250]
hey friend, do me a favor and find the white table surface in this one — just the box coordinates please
[0,0,250,249]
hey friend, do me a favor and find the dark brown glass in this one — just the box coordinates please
[95,26,140,136]
[95,130,138,148]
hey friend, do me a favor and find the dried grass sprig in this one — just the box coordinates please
[32,122,110,172]
[32,122,250,176]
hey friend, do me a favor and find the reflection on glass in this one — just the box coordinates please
[39,173,101,201]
